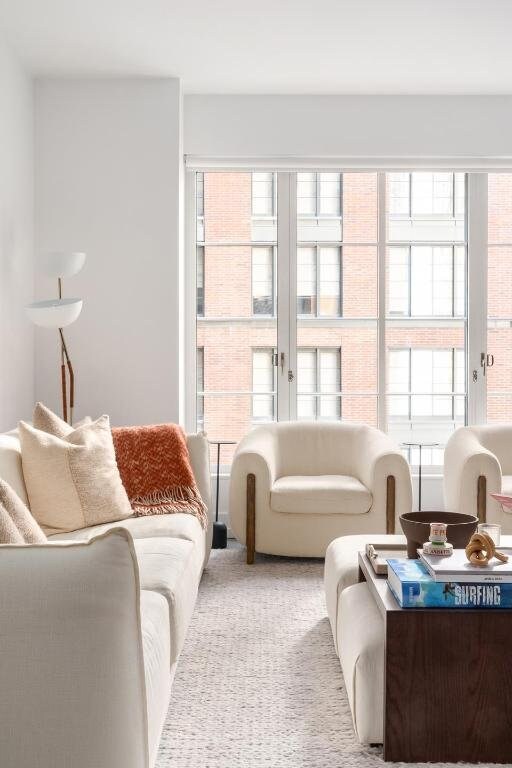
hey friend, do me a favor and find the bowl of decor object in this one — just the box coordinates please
[399,511,478,559]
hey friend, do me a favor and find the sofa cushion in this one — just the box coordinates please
[270,475,372,515]
[0,478,46,543]
[324,534,406,654]
[338,582,384,744]
[0,432,29,506]
[140,590,172,766]
[135,537,203,664]
[48,512,204,551]
[19,417,132,535]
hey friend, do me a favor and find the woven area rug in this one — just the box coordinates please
[155,547,480,768]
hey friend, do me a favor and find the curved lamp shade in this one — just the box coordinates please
[26,298,83,328]
[40,251,86,279]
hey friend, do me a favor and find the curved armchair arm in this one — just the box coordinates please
[444,428,502,523]
[353,429,413,532]
[228,427,278,557]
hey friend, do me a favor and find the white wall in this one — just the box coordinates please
[184,95,512,161]
[35,78,183,426]
[0,42,34,430]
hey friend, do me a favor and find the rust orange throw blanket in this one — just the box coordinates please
[111,424,208,529]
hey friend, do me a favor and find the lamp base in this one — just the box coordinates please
[212,521,227,549]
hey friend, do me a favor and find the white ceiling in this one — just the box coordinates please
[1,0,511,94]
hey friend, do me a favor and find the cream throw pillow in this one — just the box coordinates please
[19,416,133,535]
[0,505,24,543]
[0,478,47,543]
[33,401,91,438]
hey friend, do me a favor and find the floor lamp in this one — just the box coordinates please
[26,252,86,425]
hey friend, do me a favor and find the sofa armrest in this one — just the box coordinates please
[444,428,502,521]
[0,529,150,768]
[352,429,412,532]
[187,431,213,562]
[228,427,278,545]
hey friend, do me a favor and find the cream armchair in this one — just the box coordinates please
[229,421,412,561]
[444,425,512,530]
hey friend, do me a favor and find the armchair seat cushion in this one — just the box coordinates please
[270,474,372,515]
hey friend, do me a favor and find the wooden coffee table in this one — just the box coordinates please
[358,551,512,763]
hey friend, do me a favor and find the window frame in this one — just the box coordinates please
[185,168,493,474]
[296,244,343,318]
[297,172,343,220]
[297,346,342,420]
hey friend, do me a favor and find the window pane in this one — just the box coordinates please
[196,246,204,316]
[297,246,317,316]
[198,173,277,462]
[319,349,341,420]
[298,172,342,241]
[388,173,410,216]
[388,172,465,241]
[297,348,317,420]
[252,349,275,421]
[318,173,341,216]
[252,246,274,315]
[196,172,204,241]
[388,247,409,316]
[297,173,317,216]
[319,246,341,317]
[196,348,204,428]
[252,172,274,217]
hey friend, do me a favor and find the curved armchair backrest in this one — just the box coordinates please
[272,421,376,478]
[469,424,512,474]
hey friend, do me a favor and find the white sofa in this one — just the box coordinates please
[0,428,212,768]
[229,421,412,561]
[444,425,512,531]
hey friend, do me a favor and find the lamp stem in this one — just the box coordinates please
[58,328,74,425]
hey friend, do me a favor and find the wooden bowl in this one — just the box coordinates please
[399,511,478,559]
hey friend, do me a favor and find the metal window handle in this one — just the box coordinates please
[481,352,495,376]
[280,352,285,373]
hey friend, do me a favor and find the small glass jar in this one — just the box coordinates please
[478,523,501,546]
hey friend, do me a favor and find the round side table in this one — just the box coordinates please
[401,441,439,512]
[209,439,237,549]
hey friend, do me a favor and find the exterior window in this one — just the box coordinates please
[297,173,342,217]
[252,172,275,217]
[388,245,465,317]
[252,246,274,315]
[297,348,341,420]
[388,172,465,218]
[388,347,465,422]
[196,172,204,242]
[297,246,341,317]
[196,348,204,430]
[197,246,204,316]
[252,349,276,422]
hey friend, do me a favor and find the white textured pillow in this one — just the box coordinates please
[19,416,133,535]
[33,401,92,438]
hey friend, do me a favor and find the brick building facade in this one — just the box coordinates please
[197,172,512,466]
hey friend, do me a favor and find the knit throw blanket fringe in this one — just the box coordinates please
[111,423,208,530]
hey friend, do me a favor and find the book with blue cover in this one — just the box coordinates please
[387,558,512,608]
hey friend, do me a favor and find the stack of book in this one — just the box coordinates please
[387,548,512,608]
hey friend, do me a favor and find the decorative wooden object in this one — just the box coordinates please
[477,474,487,523]
[386,475,395,535]
[246,473,256,564]
[465,531,509,566]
